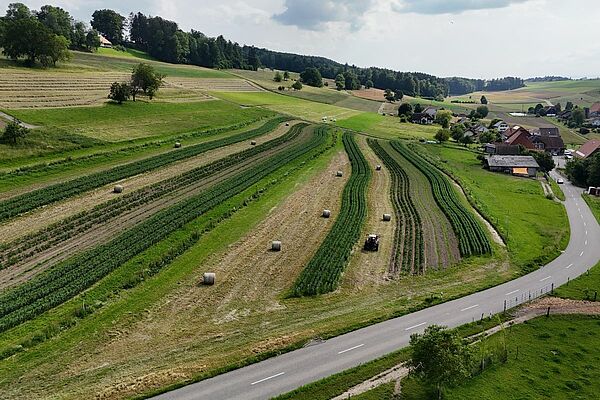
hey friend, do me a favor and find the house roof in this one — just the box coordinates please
[575,140,600,159]
[486,155,539,168]
[505,129,531,145]
[411,112,433,121]
[493,121,507,128]
[537,127,560,137]
[590,103,600,114]
[504,125,528,139]
[532,135,565,149]
[99,35,112,45]
[422,106,438,117]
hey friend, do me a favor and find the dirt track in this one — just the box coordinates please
[0,122,299,245]
[0,123,307,290]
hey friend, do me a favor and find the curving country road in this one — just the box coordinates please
[154,171,600,400]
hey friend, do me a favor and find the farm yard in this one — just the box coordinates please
[0,43,583,400]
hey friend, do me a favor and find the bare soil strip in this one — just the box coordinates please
[0,124,308,290]
[0,122,298,245]
[341,136,394,288]
[66,150,350,399]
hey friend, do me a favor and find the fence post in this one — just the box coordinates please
[551,283,554,294]
[504,299,507,313]
[567,277,570,286]
[546,306,550,317]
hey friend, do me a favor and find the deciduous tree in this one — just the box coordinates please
[1,120,29,144]
[130,63,165,101]
[91,9,125,44]
[108,82,131,104]
[409,325,472,400]
[435,128,450,142]
[300,67,323,87]
[435,110,452,128]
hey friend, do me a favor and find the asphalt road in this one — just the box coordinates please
[155,172,600,400]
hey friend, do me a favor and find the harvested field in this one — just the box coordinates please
[351,88,386,102]
[0,121,297,244]
[341,136,394,288]
[0,122,307,289]
[40,148,350,399]
[386,142,460,271]
[0,71,260,109]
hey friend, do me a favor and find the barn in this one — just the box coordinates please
[484,155,539,177]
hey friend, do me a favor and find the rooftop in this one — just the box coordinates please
[486,155,540,168]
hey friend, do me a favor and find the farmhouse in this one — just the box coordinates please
[411,112,434,125]
[422,106,438,118]
[484,155,540,177]
[531,135,565,155]
[589,102,600,118]
[492,120,509,133]
[505,127,535,149]
[575,139,600,159]
[535,126,560,137]
[99,35,112,48]
[591,118,600,127]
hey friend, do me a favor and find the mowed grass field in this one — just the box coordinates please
[230,68,382,113]
[7,100,269,141]
[443,315,600,400]
[417,143,569,270]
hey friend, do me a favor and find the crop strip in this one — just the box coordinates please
[292,132,371,296]
[390,142,491,257]
[0,125,330,333]
[0,117,290,222]
[0,123,308,271]
[368,140,424,275]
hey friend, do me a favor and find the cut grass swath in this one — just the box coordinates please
[0,125,330,333]
[0,117,289,222]
[368,139,424,274]
[292,132,370,296]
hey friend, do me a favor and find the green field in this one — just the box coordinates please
[444,315,600,400]
[417,143,569,270]
[8,101,269,141]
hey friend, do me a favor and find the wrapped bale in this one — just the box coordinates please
[251,140,257,145]
[322,209,331,218]
[383,213,392,221]
[376,165,382,171]
[271,240,282,251]
[336,171,343,177]
[113,185,124,193]
[174,142,182,148]
[203,272,215,285]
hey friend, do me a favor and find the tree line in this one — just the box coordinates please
[0,3,101,66]
[446,76,525,95]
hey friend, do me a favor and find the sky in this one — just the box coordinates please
[3,0,599,79]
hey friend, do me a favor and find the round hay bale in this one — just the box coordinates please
[336,171,343,177]
[174,142,182,148]
[376,165,382,171]
[203,272,215,285]
[271,240,282,252]
[113,184,124,194]
[322,209,331,218]
[383,213,392,221]
[251,140,257,145]
[285,122,290,126]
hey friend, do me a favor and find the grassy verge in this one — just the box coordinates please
[272,349,410,400]
[339,114,438,140]
[554,261,600,301]
[417,143,569,271]
[583,194,600,222]
[548,175,566,201]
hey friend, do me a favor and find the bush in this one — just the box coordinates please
[1,121,29,145]
[580,127,590,134]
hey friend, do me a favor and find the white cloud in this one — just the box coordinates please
[391,0,530,14]
[272,0,374,31]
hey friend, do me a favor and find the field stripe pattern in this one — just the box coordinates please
[0,125,330,332]
[0,117,289,222]
[390,141,492,257]
[368,139,424,274]
[292,132,370,296]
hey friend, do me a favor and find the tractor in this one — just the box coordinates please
[364,234,380,252]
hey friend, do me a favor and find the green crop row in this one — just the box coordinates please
[368,139,424,274]
[390,141,491,257]
[0,125,330,333]
[0,123,308,270]
[292,132,371,296]
[0,117,290,222]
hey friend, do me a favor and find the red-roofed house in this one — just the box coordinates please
[505,127,535,149]
[575,140,600,159]
[589,103,600,118]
